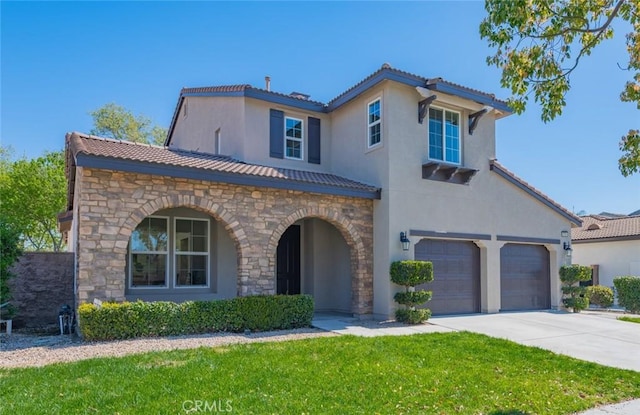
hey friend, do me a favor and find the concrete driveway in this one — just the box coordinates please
[431,310,640,372]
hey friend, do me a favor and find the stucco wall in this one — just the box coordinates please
[302,218,351,313]
[74,167,374,314]
[170,96,245,157]
[330,80,572,317]
[572,239,640,291]
[8,252,74,328]
[381,83,569,316]
[243,98,332,172]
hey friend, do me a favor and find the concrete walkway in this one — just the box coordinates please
[312,310,640,415]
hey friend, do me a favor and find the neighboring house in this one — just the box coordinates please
[571,215,640,293]
[59,64,581,319]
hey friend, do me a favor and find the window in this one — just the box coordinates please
[130,217,168,287]
[367,99,381,147]
[285,117,303,160]
[429,107,460,164]
[129,216,210,289]
[175,218,209,287]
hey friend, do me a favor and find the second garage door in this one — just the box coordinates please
[415,239,480,315]
[500,244,550,311]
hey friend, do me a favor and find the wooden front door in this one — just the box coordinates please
[277,225,301,295]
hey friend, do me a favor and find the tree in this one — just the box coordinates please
[0,221,23,319]
[90,103,167,145]
[0,149,66,251]
[480,0,640,176]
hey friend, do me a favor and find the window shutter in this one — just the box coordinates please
[269,109,284,159]
[307,117,321,164]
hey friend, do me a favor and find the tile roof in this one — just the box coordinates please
[327,64,510,109]
[572,215,640,241]
[489,160,582,226]
[66,132,380,199]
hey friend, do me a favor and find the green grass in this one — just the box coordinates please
[1,333,638,415]
[618,316,640,324]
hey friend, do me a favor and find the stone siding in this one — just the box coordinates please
[75,168,374,314]
[8,252,74,328]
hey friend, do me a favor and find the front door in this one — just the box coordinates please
[277,225,301,295]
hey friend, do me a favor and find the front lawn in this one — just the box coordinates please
[618,316,640,324]
[1,332,638,414]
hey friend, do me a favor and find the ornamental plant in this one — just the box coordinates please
[0,222,22,320]
[585,285,614,309]
[559,265,592,313]
[390,260,433,324]
[613,276,640,314]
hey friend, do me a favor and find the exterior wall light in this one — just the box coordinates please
[563,242,572,256]
[400,232,410,251]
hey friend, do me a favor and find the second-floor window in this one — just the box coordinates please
[429,107,460,164]
[368,98,382,147]
[285,117,303,160]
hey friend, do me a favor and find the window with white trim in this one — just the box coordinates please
[285,117,303,160]
[428,107,460,164]
[130,217,169,287]
[367,98,381,147]
[175,218,209,287]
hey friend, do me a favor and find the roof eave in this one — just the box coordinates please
[426,81,512,115]
[572,235,640,243]
[74,153,381,200]
[327,68,425,111]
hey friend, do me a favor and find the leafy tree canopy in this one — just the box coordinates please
[90,103,167,145]
[480,0,640,176]
[0,149,66,252]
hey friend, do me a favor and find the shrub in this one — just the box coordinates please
[559,265,592,313]
[0,222,22,320]
[78,295,314,341]
[395,308,431,324]
[585,285,614,308]
[613,276,640,313]
[390,260,433,324]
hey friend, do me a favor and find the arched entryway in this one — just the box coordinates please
[276,218,353,314]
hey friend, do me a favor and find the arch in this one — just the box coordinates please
[266,206,370,314]
[267,207,366,268]
[119,195,249,277]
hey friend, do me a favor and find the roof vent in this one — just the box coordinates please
[290,91,310,100]
[587,223,603,230]
[381,62,392,69]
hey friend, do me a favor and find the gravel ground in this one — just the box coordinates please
[0,328,336,369]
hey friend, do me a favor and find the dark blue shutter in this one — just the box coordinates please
[269,109,284,159]
[307,117,321,164]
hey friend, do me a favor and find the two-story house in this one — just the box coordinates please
[60,64,581,319]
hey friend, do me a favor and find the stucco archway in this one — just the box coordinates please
[266,207,371,315]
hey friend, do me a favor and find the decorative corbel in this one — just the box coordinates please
[418,96,436,124]
[468,106,493,135]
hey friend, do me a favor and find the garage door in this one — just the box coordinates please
[415,239,480,315]
[500,244,550,311]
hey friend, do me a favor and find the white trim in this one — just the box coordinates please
[427,106,462,166]
[173,217,210,288]
[367,97,382,148]
[284,116,304,160]
[128,215,169,289]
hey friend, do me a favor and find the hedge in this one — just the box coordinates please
[78,295,314,341]
[585,285,614,308]
[613,276,640,314]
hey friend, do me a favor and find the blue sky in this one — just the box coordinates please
[2,1,638,215]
